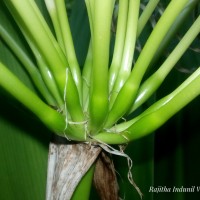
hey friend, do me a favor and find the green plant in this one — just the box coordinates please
[0,0,200,199]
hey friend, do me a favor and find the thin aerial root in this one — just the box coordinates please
[91,137,143,199]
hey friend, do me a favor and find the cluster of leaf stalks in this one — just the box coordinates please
[0,0,200,145]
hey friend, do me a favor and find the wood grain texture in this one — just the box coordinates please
[94,152,119,200]
[46,137,101,200]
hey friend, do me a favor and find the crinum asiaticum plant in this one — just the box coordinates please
[0,0,200,143]
[0,0,200,198]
